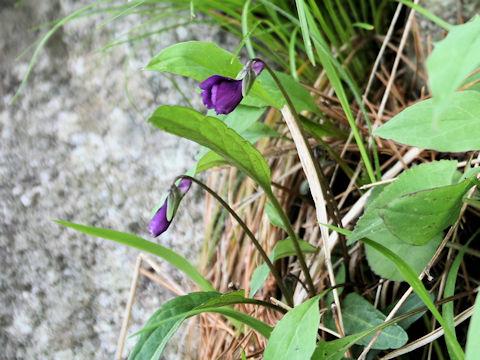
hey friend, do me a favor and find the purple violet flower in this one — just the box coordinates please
[199,60,264,115]
[199,75,243,115]
[148,177,192,237]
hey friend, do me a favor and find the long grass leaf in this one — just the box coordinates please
[295,0,316,66]
[360,237,465,359]
[55,220,214,291]
[289,27,300,80]
[443,229,480,357]
[242,0,256,58]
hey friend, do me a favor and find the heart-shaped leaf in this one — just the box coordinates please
[374,91,480,152]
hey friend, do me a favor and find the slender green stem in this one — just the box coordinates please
[267,194,315,297]
[179,176,294,307]
[254,59,318,297]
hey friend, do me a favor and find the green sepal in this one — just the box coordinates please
[166,187,182,222]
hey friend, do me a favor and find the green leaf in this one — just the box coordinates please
[145,41,318,112]
[241,122,280,143]
[257,70,320,114]
[265,201,287,230]
[132,291,274,340]
[209,105,267,135]
[272,237,316,259]
[241,350,247,360]
[149,105,272,191]
[466,291,480,359]
[249,238,316,297]
[324,293,407,350]
[301,116,347,140]
[385,292,435,330]
[295,0,316,66]
[146,41,240,82]
[352,22,374,30]
[55,221,213,291]
[360,237,465,359]
[348,161,468,281]
[378,176,478,245]
[194,105,268,174]
[192,306,273,338]
[194,124,277,175]
[129,292,220,360]
[374,91,480,152]
[145,41,277,108]
[349,160,459,244]
[443,230,479,359]
[195,151,228,174]
[462,70,480,92]
[427,17,480,120]
[263,296,320,360]
[129,290,277,359]
[195,290,276,310]
[365,230,442,282]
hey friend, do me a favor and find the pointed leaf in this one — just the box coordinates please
[250,238,316,297]
[466,292,480,359]
[385,292,435,330]
[374,91,480,152]
[56,221,213,291]
[265,201,287,231]
[349,160,458,244]
[360,237,464,359]
[427,17,480,119]
[263,296,320,360]
[129,292,220,360]
[378,176,478,245]
[149,105,272,190]
[145,41,318,112]
[324,293,407,350]
[365,230,442,282]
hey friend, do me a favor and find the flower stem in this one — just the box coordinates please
[179,175,294,307]
[266,190,316,298]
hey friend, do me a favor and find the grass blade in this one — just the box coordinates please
[360,237,465,359]
[295,0,316,66]
[55,220,214,291]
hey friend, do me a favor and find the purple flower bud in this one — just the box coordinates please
[252,60,265,75]
[177,177,192,194]
[199,75,243,115]
[148,177,192,237]
[148,200,171,237]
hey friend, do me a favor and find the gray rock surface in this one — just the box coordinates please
[0,1,231,359]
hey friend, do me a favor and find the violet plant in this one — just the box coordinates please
[25,0,478,359]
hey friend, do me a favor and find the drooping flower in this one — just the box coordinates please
[199,75,243,115]
[148,177,192,237]
[199,59,265,115]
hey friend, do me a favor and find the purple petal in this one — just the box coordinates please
[199,75,243,115]
[199,75,229,90]
[211,83,219,106]
[177,177,192,194]
[213,80,243,114]
[252,61,265,75]
[148,201,171,237]
[201,89,214,109]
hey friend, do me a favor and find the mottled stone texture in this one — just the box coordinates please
[416,0,480,40]
[0,1,232,359]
